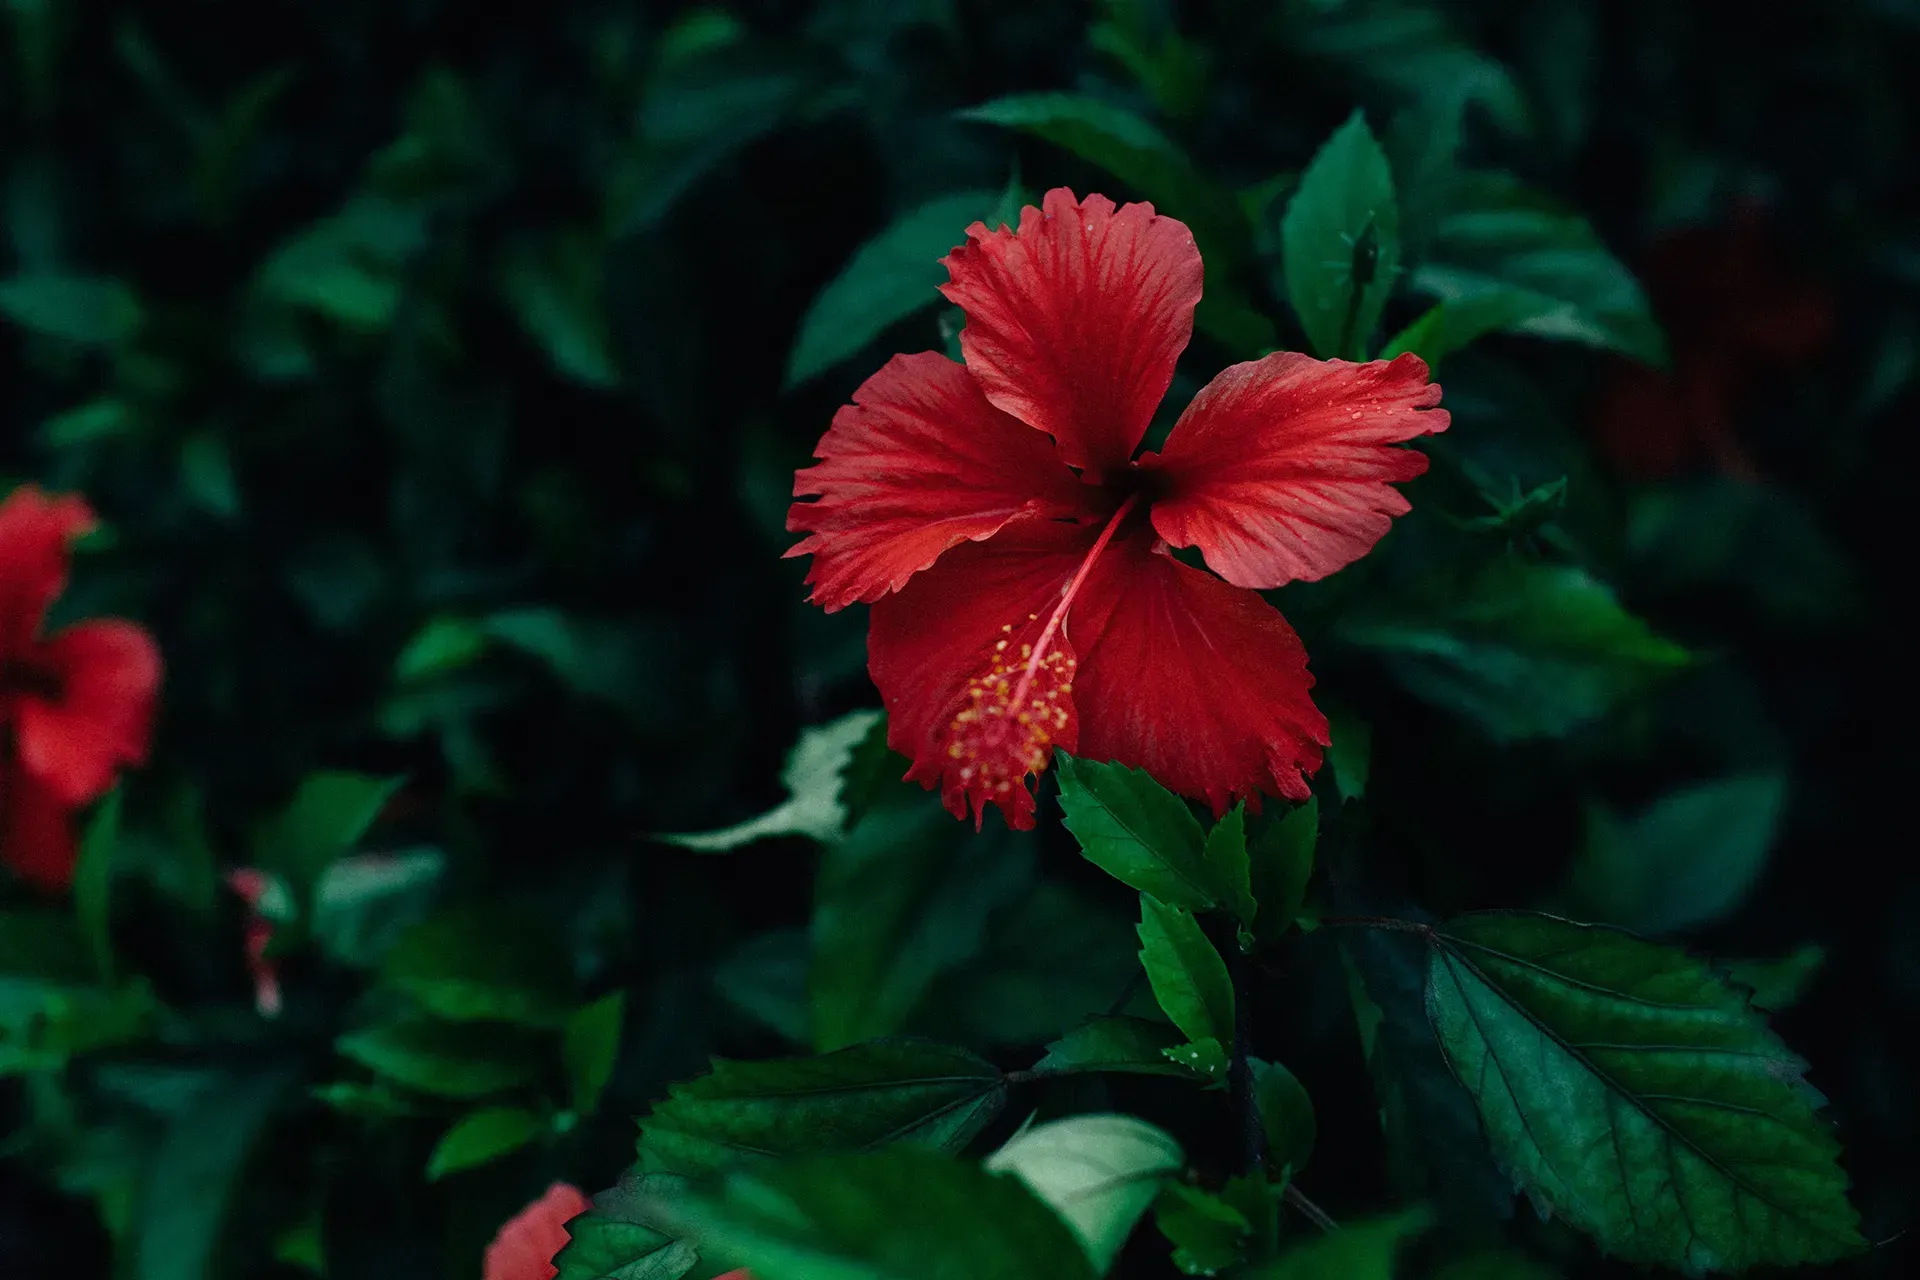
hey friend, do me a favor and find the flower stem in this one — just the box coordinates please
[1284,1183,1339,1233]
[1227,941,1267,1177]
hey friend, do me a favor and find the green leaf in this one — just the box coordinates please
[382,903,574,1027]
[0,909,95,1026]
[0,272,143,344]
[335,1018,542,1099]
[1202,804,1255,925]
[309,848,446,967]
[638,1040,1006,1176]
[1338,557,1690,741]
[1411,172,1665,365]
[1722,944,1827,1014]
[131,1070,290,1280]
[1282,111,1399,360]
[1286,4,1529,135]
[499,228,620,388]
[1431,1249,1561,1280]
[553,1173,702,1280]
[786,191,996,387]
[256,771,404,892]
[667,1146,1097,1280]
[1251,1209,1430,1279]
[74,789,122,980]
[1156,1182,1252,1275]
[1567,773,1787,936]
[395,615,489,681]
[660,709,882,850]
[1138,895,1234,1057]
[714,927,811,1045]
[425,1105,545,1180]
[985,1114,1183,1272]
[1426,912,1865,1270]
[1250,1058,1316,1175]
[1248,799,1316,945]
[1324,703,1371,801]
[1057,754,1219,910]
[810,803,1029,1050]
[1034,1015,1195,1079]
[564,991,627,1114]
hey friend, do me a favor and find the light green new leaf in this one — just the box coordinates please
[1338,556,1690,741]
[1251,1209,1430,1280]
[1426,912,1864,1271]
[1282,111,1399,360]
[1411,172,1665,365]
[1567,773,1787,936]
[553,1172,701,1280]
[1034,1016,1196,1080]
[1057,755,1219,910]
[638,1040,1006,1176]
[426,1105,545,1180]
[0,272,143,344]
[564,991,627,1114]
[1138,895,1234,1057]
[786,191,997,387]
[335,1018,542,1099]
[987,1114,1183,1272]
[1248,799,1316,945]
[668,1146,1096,1280]
[661,709,882,850]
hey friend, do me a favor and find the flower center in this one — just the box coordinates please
[941,494,1140,824]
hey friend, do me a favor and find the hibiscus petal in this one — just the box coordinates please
[0,486,96,653]
[484,1182,592,1280]
[787,352,1087,611]
[0,758,76,892]
[1072,530,1328,814]
[868,519,1097,829]
[1142,352,1448,589]
[940,188,1203,478]
[16,619,162,808]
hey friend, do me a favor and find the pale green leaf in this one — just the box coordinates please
[986,1114,1183,1272]
[661,710,882,850]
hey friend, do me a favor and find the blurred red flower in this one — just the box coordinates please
[227,868,285,1017]
[1592,208,1833,479]
[0,485,161,890]
[484,1182,591,1280]
[789,188,1447,827]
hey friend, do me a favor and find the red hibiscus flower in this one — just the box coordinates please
[787,189,1447,827]
[484,1182,591,1280]
[1,485,161,890]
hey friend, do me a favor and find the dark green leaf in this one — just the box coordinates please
[1338,557,1690,741]
[714,927,811,1045]
[256,771,404,892]
[1282,111,1399,360]
[564,991,627,1114]
[74,789,122,981]
[1286,4,1529,135]
[309,848,445,967]
[661,709,882,850]
[335,1018,542,1099]
[1156,1182,1252,1275]
[985,1114,1182,1271]
[499,229,620,388]
[425,1105,545,1180]
[0,909,95,1026]
[553,1172,702,1280]
[1034,1016,1196,1079]
[1567,774,1787,935]
[1202,804,1255,925]
[394,616,489,682]
[0,272,143,344]
[1431,1249,1562,1280]
[1248,798,1316,945]
[666,1146,1097,1280]
[382,903,574,1027]
[1411,172,1665,365]
[1427,912,1865,1270]
[1250,1058,1316,1175]
[1722,945,1827,1013]
[1250,1209,1430,1279]
[786,191,996,386]
[1138,895,1234,1065]
[810,802,1029,1050]
[638,1040,1006,1176]
[131,1070,290,1280]
[1324,703,1372,802]
[1057,754,1219,910]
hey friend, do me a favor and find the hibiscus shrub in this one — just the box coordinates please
[2,2,1914,1279]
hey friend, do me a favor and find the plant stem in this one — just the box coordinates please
[1315,915,1434,937]
[1284,1183,1339,1233]
[1227,942,1267,1176]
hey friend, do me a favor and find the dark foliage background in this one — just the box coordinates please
[3,0,1917,1277]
